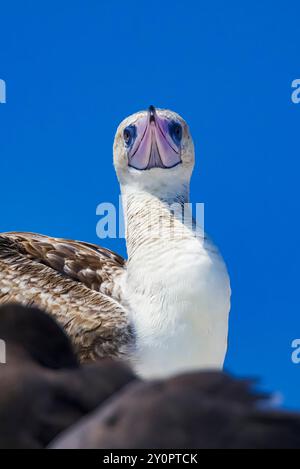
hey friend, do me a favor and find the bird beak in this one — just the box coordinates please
[128,106,182,170]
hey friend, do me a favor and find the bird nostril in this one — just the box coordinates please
[148,105,156,122]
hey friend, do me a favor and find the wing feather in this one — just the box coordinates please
[0,233,133,362]
[2,232,125,300]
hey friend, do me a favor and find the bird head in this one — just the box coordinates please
[113,106,195,198]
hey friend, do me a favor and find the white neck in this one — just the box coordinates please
[122,184,194,262]
[120,183,230,379]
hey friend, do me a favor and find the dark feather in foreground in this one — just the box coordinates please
[0,304,136,449]
[0,303,78,369]
[51,372,300,449]
[1,303,300,449]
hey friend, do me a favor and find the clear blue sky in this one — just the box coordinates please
[0,1,299,407]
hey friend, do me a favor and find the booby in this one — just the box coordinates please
[0,106,231,378]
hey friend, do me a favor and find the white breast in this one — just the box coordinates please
[125,233,231,379]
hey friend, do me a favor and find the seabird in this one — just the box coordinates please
[0,304,135,449]
[50,371,300,449]
[0,106,231,378]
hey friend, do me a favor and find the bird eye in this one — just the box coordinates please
[169,121,183,145]
[123,126,136,147]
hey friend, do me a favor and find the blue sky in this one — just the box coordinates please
[0,1,299,407]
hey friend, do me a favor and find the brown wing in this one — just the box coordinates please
[2,232,126,300]
[0,233,133,362]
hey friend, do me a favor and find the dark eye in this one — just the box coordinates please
[123,125,136,146]
[169,121,182,145]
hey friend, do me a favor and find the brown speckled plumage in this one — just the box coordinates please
[0,233,134,362]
